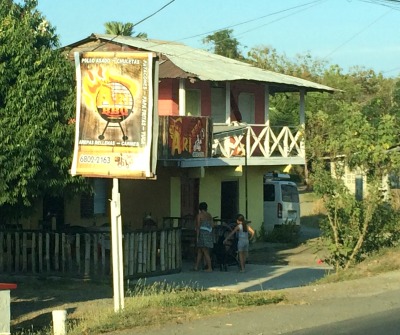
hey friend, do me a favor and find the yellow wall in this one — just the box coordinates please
[199,166,265,233]
[64,167,177,230]
[61,165,271,234]
[119,168,172,229]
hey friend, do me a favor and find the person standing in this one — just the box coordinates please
[224,214,255,272]
[194,202,214,272]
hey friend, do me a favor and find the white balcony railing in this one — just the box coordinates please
[212,124,305,160]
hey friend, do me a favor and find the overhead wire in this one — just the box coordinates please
[131,0,399,75]
[233,0,328,41]
[133,0,176,27]
[322,8,392,61]
[175,0,326,43]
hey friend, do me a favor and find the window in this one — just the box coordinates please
[80,179,108,218]
[281,184,299,203]
[211,87,226,123]
[238,92,255,124]
[185,89,201,116]
[263,184,275,202]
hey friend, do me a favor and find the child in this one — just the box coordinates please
[223,214,255,272]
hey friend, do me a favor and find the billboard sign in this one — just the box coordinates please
[71,51,158,178]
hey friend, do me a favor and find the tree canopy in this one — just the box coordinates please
[0,0,86,220]
[204,28,400,269]
[104,21,147,38]
[202,29,243,60]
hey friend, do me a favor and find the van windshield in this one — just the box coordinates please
[281,184,299,202]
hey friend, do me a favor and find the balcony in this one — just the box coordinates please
[211,123,305,165]
[158,116,305,168]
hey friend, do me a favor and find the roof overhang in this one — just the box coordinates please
[63,34,338,94]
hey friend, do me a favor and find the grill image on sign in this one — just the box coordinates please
[96,82,134,140]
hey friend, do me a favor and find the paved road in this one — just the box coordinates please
[288,307,400,335]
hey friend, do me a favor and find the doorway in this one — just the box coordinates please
[220,181,238,223]
[181,177,199,218]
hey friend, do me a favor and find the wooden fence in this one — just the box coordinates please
[0,228,182,279]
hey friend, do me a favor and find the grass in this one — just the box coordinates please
[12,243,400,335]
[66,282,284,335]
[316,245,400,284]
[12,280,285,335]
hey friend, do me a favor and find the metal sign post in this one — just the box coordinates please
[110,178,124,312]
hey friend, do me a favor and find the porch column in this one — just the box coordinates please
[179,78,186,116]
[225,82,231,124]
[264,84,270,125]
[299,88,306,160]
[299,88,306,126]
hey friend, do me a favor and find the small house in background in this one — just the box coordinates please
[35,34,336,232]
[330,161,368,201]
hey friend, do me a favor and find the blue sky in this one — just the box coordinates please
[36,0,400,77]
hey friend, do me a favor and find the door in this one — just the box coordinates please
[181,177,199,219]
[220,181,238,223]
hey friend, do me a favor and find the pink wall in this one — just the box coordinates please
[231,82,265,123]
[157,79,265,122]
[158,79,179,116]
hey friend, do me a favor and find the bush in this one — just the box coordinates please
[264,223,300,244]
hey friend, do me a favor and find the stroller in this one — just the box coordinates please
[212,223,239,271]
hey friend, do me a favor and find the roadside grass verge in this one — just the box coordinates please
[67,281,284,335]
[316,245,400,284]
[12,280,285,335]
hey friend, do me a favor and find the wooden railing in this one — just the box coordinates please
[212,124,305,159]
[0,229,182,279]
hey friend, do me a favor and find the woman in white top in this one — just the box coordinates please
[224,214,255,272]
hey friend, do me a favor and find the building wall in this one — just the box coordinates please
[231,82,266,123]
[199,166,266,233]
[118,167,174,228]
[158,79,179,115]
[64,195,110,228]
[331,162,367,199]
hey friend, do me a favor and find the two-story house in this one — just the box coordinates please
[58,33,335,233]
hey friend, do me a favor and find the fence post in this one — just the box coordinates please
[52,309,67,335]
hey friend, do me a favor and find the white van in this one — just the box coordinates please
[263,176,301,231]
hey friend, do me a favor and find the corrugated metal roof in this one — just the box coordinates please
[65,34,336,93]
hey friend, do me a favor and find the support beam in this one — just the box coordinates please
[225,82,231,124]
[264,84,270,125]
[299,88,306,165]
[179,79,186,116]
[299,88,306,126]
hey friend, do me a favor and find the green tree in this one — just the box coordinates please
[104,21,147,38]
[247,42,400,270]
[309,82,400,270]
[0,0,86,222]
[202,29,243,60]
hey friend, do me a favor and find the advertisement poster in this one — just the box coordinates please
[71,51,157,178]
[159,116,211,159]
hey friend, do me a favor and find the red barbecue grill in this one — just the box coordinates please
[96,82,134,140]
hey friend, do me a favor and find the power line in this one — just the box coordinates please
[133,0,175,27]
[322,8,392,61]
[360,0,400,10]
[177,0,326,43]
[234,0,327,41]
